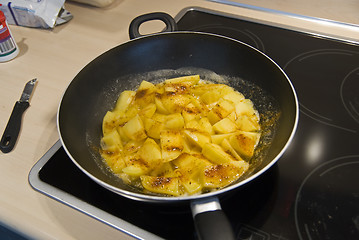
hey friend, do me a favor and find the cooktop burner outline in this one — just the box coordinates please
[282,49,359,134]
[340,66,359,125]
[294,155,359,240]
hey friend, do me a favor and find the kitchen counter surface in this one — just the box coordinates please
[0,0,358,239]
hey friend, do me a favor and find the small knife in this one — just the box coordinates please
[0,79,37,153]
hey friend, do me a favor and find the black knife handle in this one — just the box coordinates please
[0,101,30,153]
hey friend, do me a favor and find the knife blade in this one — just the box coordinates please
[0,79,37,153]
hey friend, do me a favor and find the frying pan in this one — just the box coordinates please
[58,12,298,240]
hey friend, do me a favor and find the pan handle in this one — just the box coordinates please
[191,197,235,240]
[129,12,178,39]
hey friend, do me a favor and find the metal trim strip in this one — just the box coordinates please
[28,140,163,240]
[174,6,359,45]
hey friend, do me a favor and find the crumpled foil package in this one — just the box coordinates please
[0,0,73,28]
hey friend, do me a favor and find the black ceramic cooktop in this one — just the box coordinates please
[30,7,359,240]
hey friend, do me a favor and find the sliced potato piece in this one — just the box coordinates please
[111,157,127,173]
[161,93,192,113]
[181,176,202,195]
[164,75,200,84]
[141,176,180,196]
[102,111,120,135]
[189,96,209,115]
[122,165,148,177]
[222,91,245,104]
[114,90,136,112]
[164,82,192,93]
[195,84,233,104]
[202,163,247,188]
[121,105,140,124]
[123,140,144,155]
[150,162,177,177]
[174,154,209,194]
[173,153,212,179]
[155,96,169,114]
[139,103,156,119]
[139,138,162,167]
[182,136,197,154]
[227,159,249,171]
[201,91,223,105]
[182,101,206,123]
[220,138,243,161]
[123,114,147,141]
[160,130,184,162]
[198,117,214,135]
[122,153,150,177]
[100,129,123,153]
[165,113,185,129]
[184,129,211,149]
[226,111,237,122]
[137,80,156,93]
[212,118,238,134]
[207,99,235,124]
[143,118,165,139]
[102,153,126,174]
[117,126,131,143]
[134,81,156,107]
[235,99,257,117]
[185,119,201,130]
[235,115,260,132]
[211,133,235,145]
[152,113,167,123]
[229,131,260,159]
[202,143,235,164]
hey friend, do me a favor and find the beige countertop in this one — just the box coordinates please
[0,0,358,239]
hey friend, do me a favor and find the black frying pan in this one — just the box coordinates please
[58,13,298,240]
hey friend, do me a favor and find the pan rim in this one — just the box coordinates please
[57,31,299,203]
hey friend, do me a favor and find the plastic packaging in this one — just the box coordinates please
[0,10,19,62]
[0,0,72,29]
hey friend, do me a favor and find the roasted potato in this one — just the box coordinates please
[100,75,261,196]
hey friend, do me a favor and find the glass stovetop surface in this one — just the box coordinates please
[29,7,359,240]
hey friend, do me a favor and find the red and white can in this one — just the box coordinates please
[0,9,19,62]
